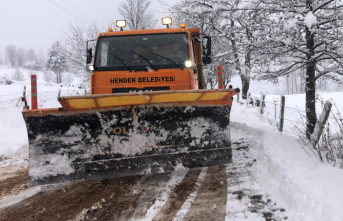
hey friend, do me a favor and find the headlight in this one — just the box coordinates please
[162,17,172,25]
[116,20,126,27]
[185,60,192,68]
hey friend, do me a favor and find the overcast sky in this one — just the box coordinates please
[0,0,180,57]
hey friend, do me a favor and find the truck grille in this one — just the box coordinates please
[112,87,170,93]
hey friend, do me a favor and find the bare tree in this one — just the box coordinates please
[64,72,74,84]
[173,1,236,89]
[17,47,27,67]
[62,22,102,81]
[43,68,54,82]
[27,49,38,61]
[37,48,46,65]
[118,0,157,30]
[172,0,260,98]
[5,45,17,68]
[11,68,25,81]
[169,0,343,139]
[254,0,343,138]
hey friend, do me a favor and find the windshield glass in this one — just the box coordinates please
[94,33,190,71]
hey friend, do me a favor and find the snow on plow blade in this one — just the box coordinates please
[23,88,239,186]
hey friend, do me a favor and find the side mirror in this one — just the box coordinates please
[202,57,212,64]
[86,48,92,64]
[202,36,212,65]
[87,65,94,71]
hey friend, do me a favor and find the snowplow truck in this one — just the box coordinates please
[23,19,240,186]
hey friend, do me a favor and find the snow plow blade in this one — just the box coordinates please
[23,88,239,186]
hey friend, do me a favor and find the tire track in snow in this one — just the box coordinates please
[129,170,188,221]
[75,173,169,221]
[182,165,227,221]
[152,168,202,221]
[171,167,208,221]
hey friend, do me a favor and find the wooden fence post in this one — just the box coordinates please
[312,100,332,145]
[260,95,265,115]
[21,85,29,110]
[58,88,61,100]
[246,92,251,106]
[279,95,285,132]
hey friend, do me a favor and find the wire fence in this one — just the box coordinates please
[0,88,89,111]
[264,100,307,113]
[240,93,337,138]
[263,98,337,120]
[0,92,23,98]
[0,105,20,110]
[240,93,343,166]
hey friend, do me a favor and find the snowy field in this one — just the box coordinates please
[1,66,343,220]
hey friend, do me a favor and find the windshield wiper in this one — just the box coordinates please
[130,50,158,71]
[104,50,133,72]
[151,52,183,70]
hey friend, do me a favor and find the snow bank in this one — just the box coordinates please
[0,67,87,157]
[231,101,343,221]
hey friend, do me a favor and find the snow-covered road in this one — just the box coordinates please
[0,139,289,221]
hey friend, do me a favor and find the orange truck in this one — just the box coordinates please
[23,18,239,186]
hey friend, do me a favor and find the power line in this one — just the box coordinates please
[60,0,90,20]
[48,0,88,23]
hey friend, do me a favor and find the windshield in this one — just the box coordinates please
[94,33,190,71]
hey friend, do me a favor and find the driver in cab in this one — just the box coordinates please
[168,42,187,61]
[134,46,156,64]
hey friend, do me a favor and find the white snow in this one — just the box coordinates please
[213,4,229,13]
[180,7,193,14]
[304,11,317,29]
[138,170,188,221]
[283,18,297,30]
[0,186,42,209]
[179,6,208,15]
[29,154,75,178]
[230,99,343,221]
[172,167,208,221]
[2,66,343,220]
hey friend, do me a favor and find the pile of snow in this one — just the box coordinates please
[0,67,87,157]
[231,97,343,221]
[304,11,317,29]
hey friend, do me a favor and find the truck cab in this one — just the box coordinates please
[87,20,211,95]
